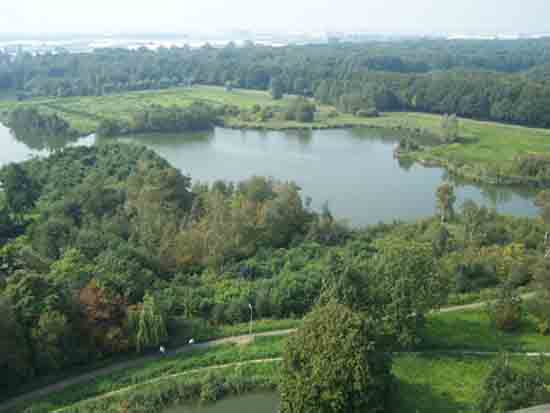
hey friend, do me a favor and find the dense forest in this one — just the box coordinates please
[2,143,550,397]
[2,39,550,126]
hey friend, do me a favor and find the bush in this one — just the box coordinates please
[528,258,550,335]
[487,286,523,332]
[199,372,226,403]
[479,356,550,413]
[355,108,379,118]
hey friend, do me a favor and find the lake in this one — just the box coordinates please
[163,392,279,413]
[0,122,538,226]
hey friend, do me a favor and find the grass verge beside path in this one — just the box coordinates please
[25,354,550,413]
[9,336,285,413]
[0,318,300,407]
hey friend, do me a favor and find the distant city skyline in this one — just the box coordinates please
[1,0,549,35]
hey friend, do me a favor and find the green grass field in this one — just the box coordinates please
[357,112,550,170]
[423,308,550,353]
[0,86,302,135]
[10,305,550,413]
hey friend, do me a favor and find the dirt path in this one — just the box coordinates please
[436,292,535,313]
[0,292,537,412]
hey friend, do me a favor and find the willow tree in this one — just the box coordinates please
[136,293,167,353]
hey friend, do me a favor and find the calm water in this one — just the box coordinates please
[0,122,538,226]
[163,393,279,413]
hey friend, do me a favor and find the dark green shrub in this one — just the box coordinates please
[479,356,550,413]
[487,286,523,332]
[355,108,379,118]
[199,372,226,403]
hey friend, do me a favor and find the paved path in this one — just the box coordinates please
[0,292,537,412]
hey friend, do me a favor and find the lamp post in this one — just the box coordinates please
[248,303,254,338]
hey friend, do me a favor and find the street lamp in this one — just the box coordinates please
[248,303,254,337]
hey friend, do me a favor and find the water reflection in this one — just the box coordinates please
[11,128,82,151]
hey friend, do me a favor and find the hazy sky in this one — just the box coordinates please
[0,0,549,35]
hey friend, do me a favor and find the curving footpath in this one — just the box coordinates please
[0,329,294,413]
[0,292,536,412]
[50,350,550,413]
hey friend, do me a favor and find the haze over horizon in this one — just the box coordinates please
[0,0,549,36]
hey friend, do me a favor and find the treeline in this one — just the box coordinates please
[2,40,550,126]
[314,70,550,127]
[97,102,219,136]
[7,106,75,137]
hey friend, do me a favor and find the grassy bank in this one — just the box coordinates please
[10,336,285,413]
[19,352,550,413]
[0,318,299,405]
[11,304,550,413]
[423,308,550,353]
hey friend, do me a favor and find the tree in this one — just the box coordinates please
[280,301,393,413]
[535,190,550,257]
[479,356,550,413]
[461,199,490,246]
[78,279,130,354]
[528,258,550,334]
[136,293,168,353]
[0,163,39,221]
[487,285,523,332]
[31,310,71,371]
[436,183,456,223]
[371,238,446,346]
[0,297,33,391]
[441,113,459,142]
[270,76,284,100]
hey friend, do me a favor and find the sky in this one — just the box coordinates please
[0,0,549,35]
